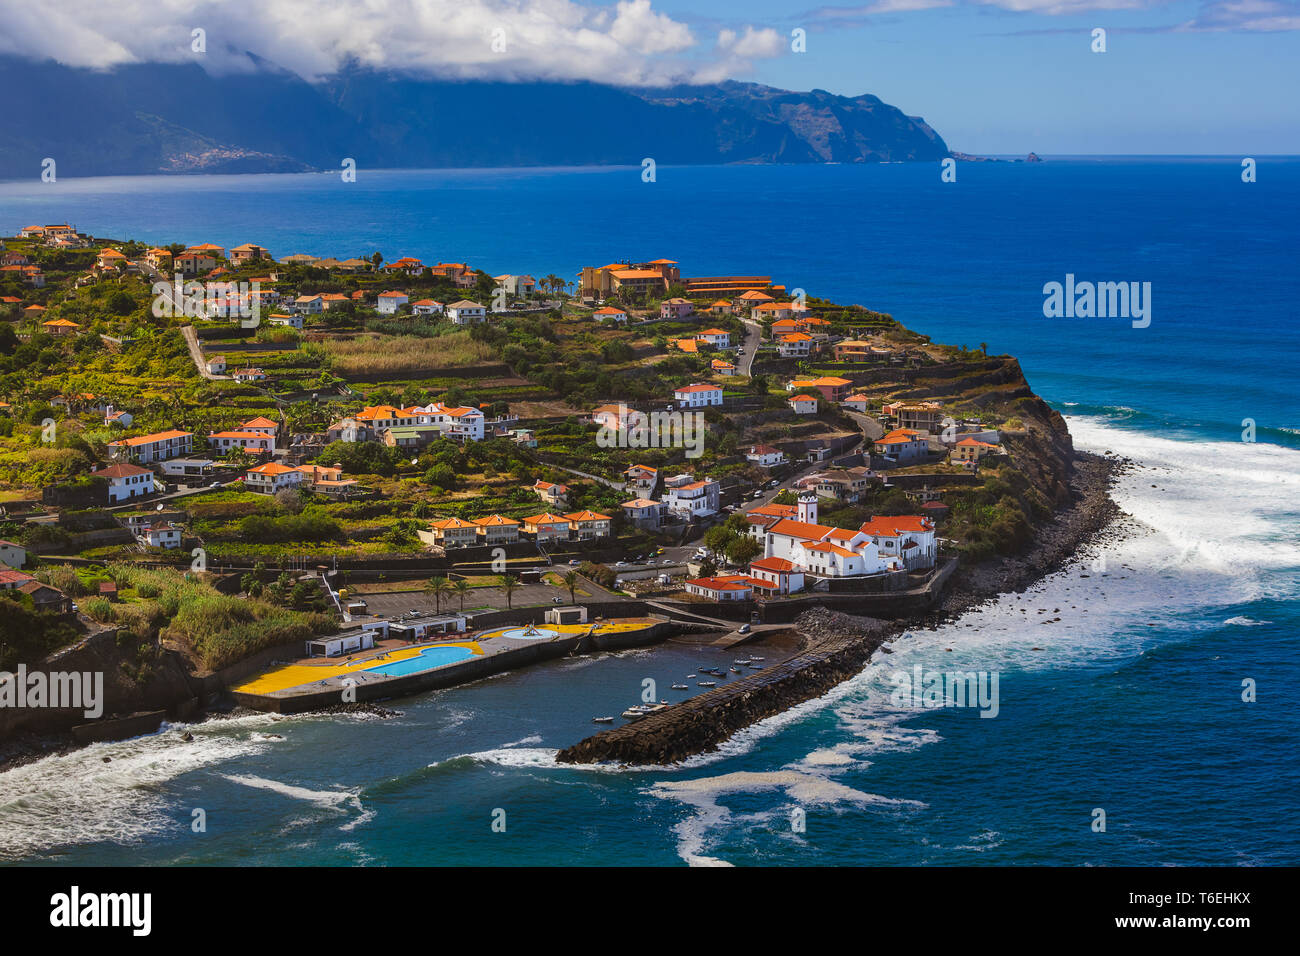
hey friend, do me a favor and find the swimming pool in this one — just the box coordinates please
[496,627,559,641]
[363,645,476,677]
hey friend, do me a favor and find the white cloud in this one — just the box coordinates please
[716,26,786,58]
[0,0,784,85]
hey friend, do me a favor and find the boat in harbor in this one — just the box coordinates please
[697,680,716,687]
[686,673,696,678]
[621,703,668,720]
[671,683,689,690]
[592,716,614,723]
[730,667,741,673]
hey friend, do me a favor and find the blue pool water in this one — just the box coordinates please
[364,646,475,677]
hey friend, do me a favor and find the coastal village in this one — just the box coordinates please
[0,223,1061,738]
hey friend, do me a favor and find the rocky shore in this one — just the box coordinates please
[556,450,1126,766]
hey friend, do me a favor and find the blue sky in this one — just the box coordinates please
[3,0,1296,154]
[660,1,1300,153]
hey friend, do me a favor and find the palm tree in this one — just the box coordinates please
[561,570,579,604]
[424,575,450,612]
[452,578,471,611]
[500,574,520,609]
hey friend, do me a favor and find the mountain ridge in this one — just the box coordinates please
[0,55,950,178]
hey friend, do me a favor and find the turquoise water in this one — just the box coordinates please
[364,646,476,677]
[0,160,1296,866]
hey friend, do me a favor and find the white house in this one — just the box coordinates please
[138,523,182,549]
[777,332,813,358]
[377,291,409,315]
[244,462,303,494]
[411,299,444,316]
[696,328,731,349]
[746,444,786,468]
[107,430,194,464]
[446,300,487,324]
[685,575,758,601]
[748,556,804,595]
[104,408,134,428]
[99,463,156,503]
[593,306,628,323]
[620,497,663,530]
[663,475,720,519]
[0,539,28,569]
[673,383,723,408]
[208,429,275,455]
[293,295,323,314]
[232,368,267,384]
[268,313,304,329]
[789,394,819,414]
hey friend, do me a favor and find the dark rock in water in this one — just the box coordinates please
[181,732,193,742]
[101,756,111,763]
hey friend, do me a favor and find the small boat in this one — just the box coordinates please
[734,659,751,665]
[592,716,614,724]
[621,703,667,720]
[697,680,717,687]
[686,674,696,679]
[671,683,689,690]
[730,667,741,673]
[750,656,765,661]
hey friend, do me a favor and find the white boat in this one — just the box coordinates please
[592,716,614,723]
[730,667,741,673]
[671,683,689,690]
[686,674,696,678]
[697,680,716,687]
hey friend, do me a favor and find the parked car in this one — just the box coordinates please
[739,623,751,634]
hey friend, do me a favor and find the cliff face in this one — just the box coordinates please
[0,56,949,177]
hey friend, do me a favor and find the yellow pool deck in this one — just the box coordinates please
[234,619,656,696]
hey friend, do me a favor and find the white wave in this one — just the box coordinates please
[649,769,924,866]
[1224,616,1270,626]
[499,734,544,749]
[0,716,281,860]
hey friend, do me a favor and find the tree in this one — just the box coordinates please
[561,570,578,604]
[424,575,450,612]
[451,578,471,611]
[500,574,520,608]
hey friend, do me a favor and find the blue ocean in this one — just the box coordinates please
[1,159,1297,865]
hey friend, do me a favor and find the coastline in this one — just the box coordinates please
[556,450,1124,765]
[0,452,1124,776]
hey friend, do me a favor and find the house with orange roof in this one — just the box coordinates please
[842,393,872,413]
[476,514,521,545]
[735,290,775,310]
[95,463,157,503]
[412,298,444,315]
[874,428,928,465]
[376,291,409,314]
[623,464,659,493]
[789,394,818,415]
[776,331,814,358]
[697,327,731,348]
[952,437,1000,463]
[711,358,736,376]
[383,257,425,276]
[858,515,937,569]
[662,474,720,519]
[747,557,804,595]
[672,337,699,353]
[232,368,267,383]
[593,306,628,323]
[107,429,193,463]
[707,299,734,315]
[244,462,302,495]
[41,318,79,336]
[428,516,480,548]
[446,300,486,324]
[229,243,271,264]
[522,512,572,544]
[659,297,694,320]
[673,383,723,407]
[685,574,763,601]
[620,497,663,530]
[208,429,275,456]
[532,480,569,506]
[745,444,786,468]
[754,302,798,322]
[95,248,128,270]
[564,510,613,540]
